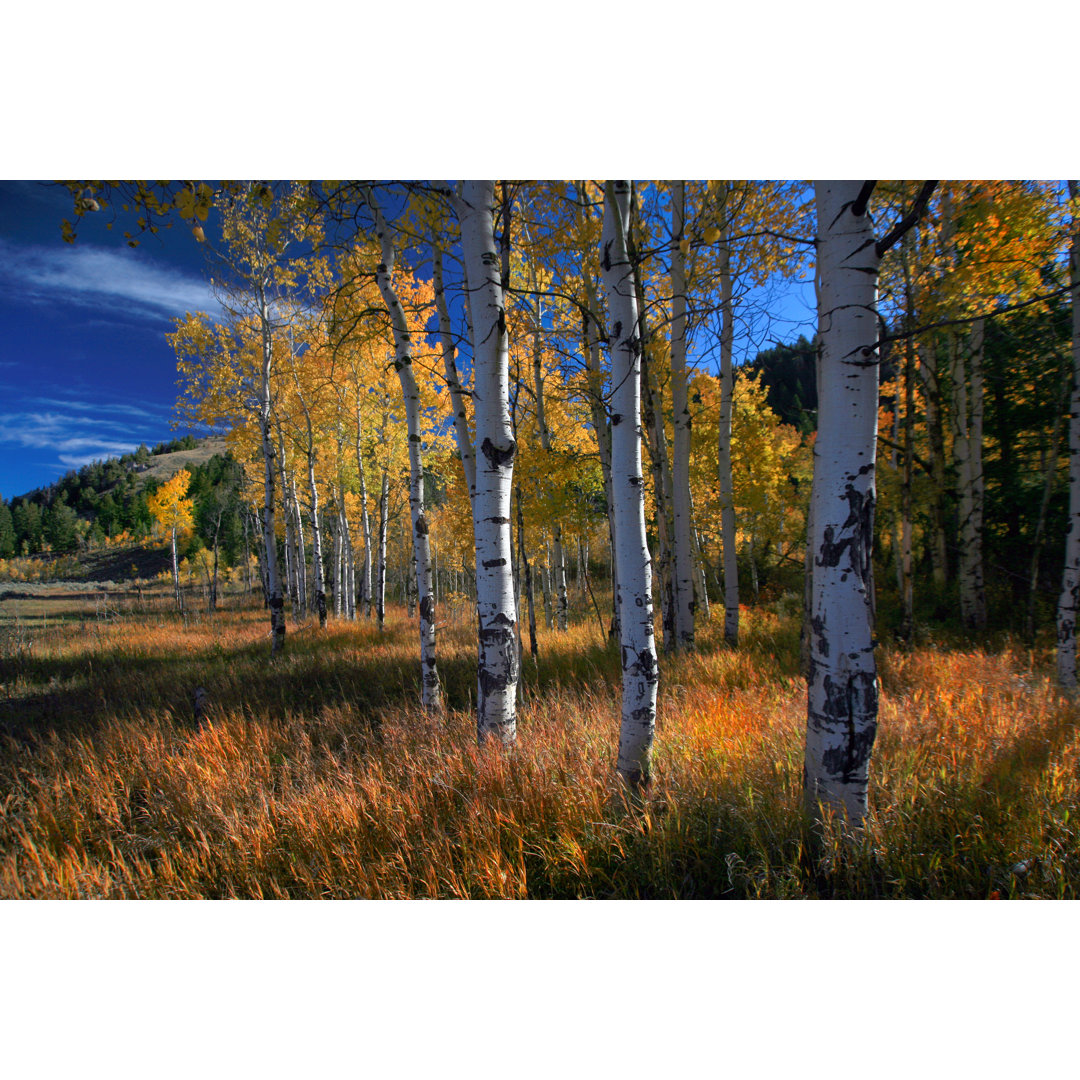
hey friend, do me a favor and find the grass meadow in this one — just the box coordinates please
[1,587,1077,899]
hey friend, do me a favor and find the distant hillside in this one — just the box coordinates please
[134,436,230,485]
[0,435,244,563]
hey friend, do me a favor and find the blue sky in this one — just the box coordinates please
[0,181,222,499]
[0,179,819,502]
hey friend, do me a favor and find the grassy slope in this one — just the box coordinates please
[130,436,231,484]
[0,591,1076,899]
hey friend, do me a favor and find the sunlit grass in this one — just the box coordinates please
[1,594,1076,898]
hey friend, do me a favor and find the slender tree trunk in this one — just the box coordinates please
[376,469,389,632]
[257,291,285,654]
[211,532,219,613]
[540,531,553,628]
[170,525,181,611]
[278,443,297,613]
[804,181,882,826]
[455,180,518,743]
[717,198,739,647]
[602,180,659,792]
[305,450,328,628]
[369,194,441,710]
[670,180,696,648]
[291,475,306,616]
[642,344,675,651]
[1057,180,1080,688]
[354,400,373,618]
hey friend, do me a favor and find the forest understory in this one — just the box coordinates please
[2,586,1076,900]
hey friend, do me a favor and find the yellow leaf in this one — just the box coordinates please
[678,237,691,256]
[192,225,206,243]
[704,226,721,244]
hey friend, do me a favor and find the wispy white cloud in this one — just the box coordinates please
[28,396,169,421]
[0,238,222,323]
[0,400,172,483]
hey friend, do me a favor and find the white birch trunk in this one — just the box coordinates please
[1057,180,1080,688]
[716,204,739,647]
[257,291,285,654]
[601,180,658,790]
[354,399,373,618]
[171,525,181,611]
[455,180,517,743]
[291,474,306,615]
[804,181,881,825]
[376,467,389,632]
[305,449,327,628]
[369,194,441,711]
[670,180,696,648]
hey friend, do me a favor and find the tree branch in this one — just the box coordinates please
[876,181,938,257]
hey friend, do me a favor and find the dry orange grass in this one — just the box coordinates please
[1,597,1076,898]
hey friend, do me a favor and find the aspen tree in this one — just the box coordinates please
[1057,180,1080,688]
[670,180,696,648]
[148,468,194,612]
[601,180,658,791]
[452,181,519,744]
[804,180,935,826]
[365,191,442,711]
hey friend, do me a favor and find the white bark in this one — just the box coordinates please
[290,474,306,615]
[455,180,518,744]
[354,398,373,617]
[804,181,881,825]
[256,290,286,654]
[716,201,739,647]
[170,525,181,611]
[1057,180,1080,688]
[369,193,441,711]
[670,181,696,648]
[601,180,659,790]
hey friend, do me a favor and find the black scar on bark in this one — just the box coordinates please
[630,705,655,725]
[816,485,873,574]
[611,413,623,426]
[601,240,613,273]
[419,594,433,622]
[480,436,516,469]
[486,516,511,525]
[478,613,518,695]
[482,558,507,568]
[624,645,658,684]
[820,671,879,782]
[414,514,429,536]
[629,475,643,487]
[612,320,622,342]
[408,433,420,442]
